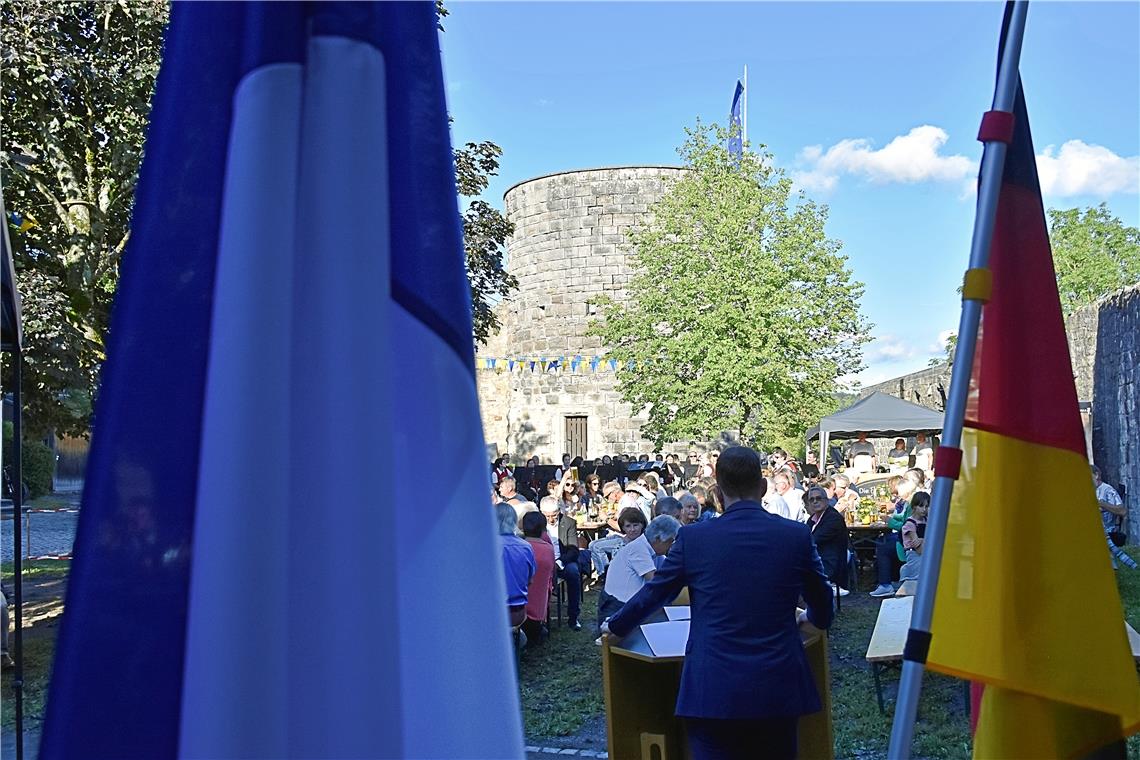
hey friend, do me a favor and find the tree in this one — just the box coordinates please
[437,1,516,345]
[1,0,511,440]
[927,331,957,367]
[1048,204,1140,316]
[1,0,168,438]
[455,140,517,344]
[589,123,870,451]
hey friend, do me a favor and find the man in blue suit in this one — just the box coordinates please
[601,446,834,759]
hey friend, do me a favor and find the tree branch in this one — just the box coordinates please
[4,160,73,234]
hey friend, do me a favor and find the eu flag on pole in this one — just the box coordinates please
[41,3,524,758]
[728,80,744,160]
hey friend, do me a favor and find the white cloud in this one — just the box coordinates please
[793,125,975,192]
[792,167,839,193]
[927,328,956,355]
[865,334,917,363]
[1036,140,1139,197]
[838,367,899,391]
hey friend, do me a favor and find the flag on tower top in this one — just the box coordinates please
[728,79,744,160]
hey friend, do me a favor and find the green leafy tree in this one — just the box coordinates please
[0,0,511,443]
[928,331,957,367]
[437,1,516,344]
[1,0,168,438]
[1048,204,1140,315]
[589,123,870,451]
[455,140,516,344]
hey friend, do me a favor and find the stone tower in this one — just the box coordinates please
[476,166,685,462]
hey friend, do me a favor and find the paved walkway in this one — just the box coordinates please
[527,747,607,759]
[2,730,602,758]
[0,727,41,758]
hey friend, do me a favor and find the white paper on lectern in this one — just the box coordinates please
[663,606,691,621]
[640,620,690,657]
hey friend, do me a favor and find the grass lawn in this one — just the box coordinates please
[828,593,970,759]
[1117,548,1140,759]
[2,550,1138,750]
[26,495,75,510]
[1,560,71,580]
[518,549,1140,757]
[518,588,604,738]
[0,636,56,732]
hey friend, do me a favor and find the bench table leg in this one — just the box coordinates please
[873,662,886,715]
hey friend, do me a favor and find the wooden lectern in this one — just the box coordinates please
[602,609,833,760]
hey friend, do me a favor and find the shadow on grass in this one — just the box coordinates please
[517,588,603,739]
[0,636,56,732]
[829,592,971,759]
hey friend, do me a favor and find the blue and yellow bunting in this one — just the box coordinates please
[473,354,653,374]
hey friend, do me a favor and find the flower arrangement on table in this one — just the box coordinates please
[849,496,890,526]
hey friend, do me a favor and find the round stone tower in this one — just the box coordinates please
[477,166,685,462]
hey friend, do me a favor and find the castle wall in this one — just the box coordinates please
[865,363,953,413]
[864,296,1105,411]
[1091,284,1140,542]
[863,285,1140,539]
[477,167,686,462]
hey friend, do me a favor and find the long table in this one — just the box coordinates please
[864,597,1140,713]
[603,609,833,759]
[847,523,891,579]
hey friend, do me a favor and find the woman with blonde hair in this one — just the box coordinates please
[899,492,930,584]
[870,475,918,597]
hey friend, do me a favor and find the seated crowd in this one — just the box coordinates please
[493,442,947,654]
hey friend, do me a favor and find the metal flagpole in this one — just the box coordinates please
[742,65,748,148]
[886,3,1030,757]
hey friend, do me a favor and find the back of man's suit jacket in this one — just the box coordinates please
[608,501,834,719]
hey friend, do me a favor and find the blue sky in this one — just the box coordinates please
[439,1,1140,387]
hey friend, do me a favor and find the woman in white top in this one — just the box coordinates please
[596,515,680,634]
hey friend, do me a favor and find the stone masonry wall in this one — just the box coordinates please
[476,167,686,462]
[865,362,954,413]
[865,298,1104,410]
[1091,284,1140,542]
[864,285,1140,539]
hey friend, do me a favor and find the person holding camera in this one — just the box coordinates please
[1093,465,1135,570]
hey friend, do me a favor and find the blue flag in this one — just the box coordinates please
[729,79,744,159]
[41,3,524,758]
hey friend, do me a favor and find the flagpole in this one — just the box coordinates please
[742,65,748,148]
[886,3,1029,758]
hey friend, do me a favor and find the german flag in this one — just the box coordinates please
[926,8,1140,757]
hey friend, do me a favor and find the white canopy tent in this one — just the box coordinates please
[806,391,944,466]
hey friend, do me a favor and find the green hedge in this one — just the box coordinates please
[2,422,54,499]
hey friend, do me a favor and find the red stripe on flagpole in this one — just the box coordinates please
[933,446,963,480]
[970,682,985,735]
[977,110,1015,144]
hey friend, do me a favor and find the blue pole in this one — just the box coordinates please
[886,3,1030,757]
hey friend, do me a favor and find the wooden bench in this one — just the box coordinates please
[865,597,914,713]
[865,597,1140,714]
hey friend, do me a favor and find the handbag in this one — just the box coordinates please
[1109,516,1127,547]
